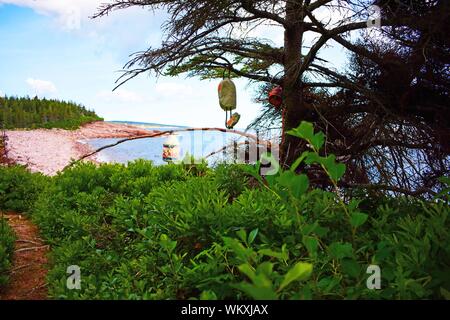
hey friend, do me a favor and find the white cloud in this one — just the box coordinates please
[0,0,100,13]
[0,0,165,63]
[97,89,144,103]
[0,0,103,30]
[0,0,164,36]
[26,78,57,96]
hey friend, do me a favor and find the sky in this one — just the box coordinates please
[0,1,351,127]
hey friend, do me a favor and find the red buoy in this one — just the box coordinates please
[268,86,283,108]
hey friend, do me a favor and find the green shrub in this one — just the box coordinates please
[0,165,49,213]
[212,163,249,200]
[0,218,16,288]
[1,122,448,300]
[29,160,449,300]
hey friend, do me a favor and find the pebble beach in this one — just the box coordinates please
[4,121,151,175]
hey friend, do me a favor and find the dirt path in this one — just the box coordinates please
[0,213,49,300]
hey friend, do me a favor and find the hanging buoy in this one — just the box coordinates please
[268,86,283,108]
[226,112,241,129]
[162,134,180,162]
[218,77,240,129]
[218,78,237,111]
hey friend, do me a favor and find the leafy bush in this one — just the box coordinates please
[38,116,102,130]
[0,217,16,288]
[2,122,448,300]
[212,163,249,200]
[0,165,49,213]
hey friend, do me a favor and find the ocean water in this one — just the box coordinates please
[87,125,261,166]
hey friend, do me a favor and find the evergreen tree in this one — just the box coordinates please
[0,96,102,130]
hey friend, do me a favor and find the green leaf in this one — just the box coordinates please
[276,171,309,198]
[276,170,295,186]
[341,258,361,278]
[238,263,256,282]
[235,283,278,300]
[328,242,353,260]
[259,247,289,262]
[264,173,278,188]
[302,222,318,235]
[159,234,177,252]
[241,164,263,185]
[350,212,369,228]
[315,225,329,237]
[248,228,259,245]
[287,121,325,151]
[200,290,217,300]
[290,151,309,172]
[374,241,392,263]
[302,236,319,257]
[223,237,253,262]
[279,262,313,291]
[256,262,274,276]
[304,152,322,165]
[292,174,309,198]
[328,163,346,182]
[310,132,325,150]
[236,229,247,244]
[348,199,362,211]
[317,276,341,293]
[237,264,276,300]
[297,121,314,140]
[319,155,346,182]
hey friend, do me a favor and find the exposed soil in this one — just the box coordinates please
[0,213,49,300]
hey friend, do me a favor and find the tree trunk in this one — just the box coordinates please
[281,3,306,167]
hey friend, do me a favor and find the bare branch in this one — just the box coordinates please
[241,0,288,27]
[65,127,273,170]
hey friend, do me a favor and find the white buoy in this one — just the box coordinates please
[162,134,180,162]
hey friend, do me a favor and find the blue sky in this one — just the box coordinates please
[0,1,349,127]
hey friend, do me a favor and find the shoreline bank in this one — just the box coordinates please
[4,121,154,176]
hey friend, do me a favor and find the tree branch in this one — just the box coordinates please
[65,127,273,170]
[241,0,289,27]
[307,0,333,12]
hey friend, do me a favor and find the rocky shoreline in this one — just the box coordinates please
[4,121,153,175]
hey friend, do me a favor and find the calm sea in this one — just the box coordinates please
[87,123,265,166]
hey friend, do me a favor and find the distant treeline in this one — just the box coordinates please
[0,96,103,130]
